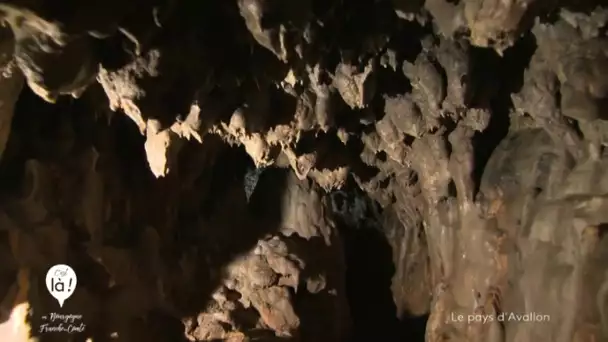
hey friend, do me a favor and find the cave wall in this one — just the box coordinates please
[0,0,606,341]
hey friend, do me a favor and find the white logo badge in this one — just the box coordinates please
[45,264,77,308]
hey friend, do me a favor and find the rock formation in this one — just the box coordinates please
[0,0,606,341]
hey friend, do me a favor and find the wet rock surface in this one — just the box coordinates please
[0,0,606,341]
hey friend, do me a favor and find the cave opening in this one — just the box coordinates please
[330,180,428,341]
[469,32,537,195]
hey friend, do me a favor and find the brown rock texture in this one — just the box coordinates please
[0,0,606,342]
